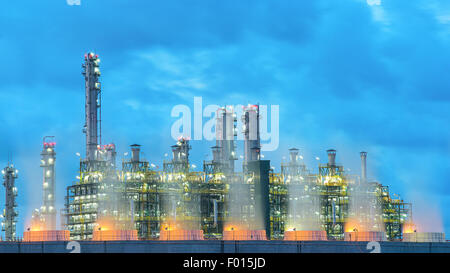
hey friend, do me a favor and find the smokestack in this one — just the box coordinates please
[327,149,336,166]
[171,145,181,162]
[360,151,367,182]
[289,148,299,164]
[131,144,141,163]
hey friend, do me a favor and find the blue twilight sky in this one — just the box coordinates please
[0,0,449,236]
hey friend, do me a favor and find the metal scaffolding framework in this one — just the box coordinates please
[2,165,18,241]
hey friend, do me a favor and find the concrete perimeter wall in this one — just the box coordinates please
[0,240,448,253]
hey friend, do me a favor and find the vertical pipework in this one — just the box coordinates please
[41,136,56,230]
[327,149,336,166]
[213,199,218,227]
[82,52,101,161]
[130,199,135,229]
[2,165,18,241]
[360,151,367,183]
[242,104,260,164]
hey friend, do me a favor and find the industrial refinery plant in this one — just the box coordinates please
[0,52,446,252]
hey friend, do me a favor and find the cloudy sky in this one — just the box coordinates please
[0,0,449,236]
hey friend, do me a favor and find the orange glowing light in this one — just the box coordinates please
[30,224,43,232]
[344,219,364,233]
[160,221,180,232]
[27,216,45,232]
[159,221,203,240]
[224,224,242,232]
[403,222,416,234]
[95,217,117,231]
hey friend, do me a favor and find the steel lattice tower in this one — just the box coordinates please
[2,165,18,241]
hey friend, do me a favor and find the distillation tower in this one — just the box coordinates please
[242,105,261,166]
[214,107,237,173]
[82,52,101,162]
[2,165,18,241]
[40,136,56,230]
[65,52,122,240]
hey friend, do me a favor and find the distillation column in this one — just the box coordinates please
[2,165,18,241]
[216,106,237,172]
[82,52,102,161]
[242,105,261,167]
[40,136,56,230]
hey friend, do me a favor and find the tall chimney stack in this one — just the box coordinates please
[131,144,141,163]
[360,151,367,182]
[289,148,299,164]
[327,149,336,166]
